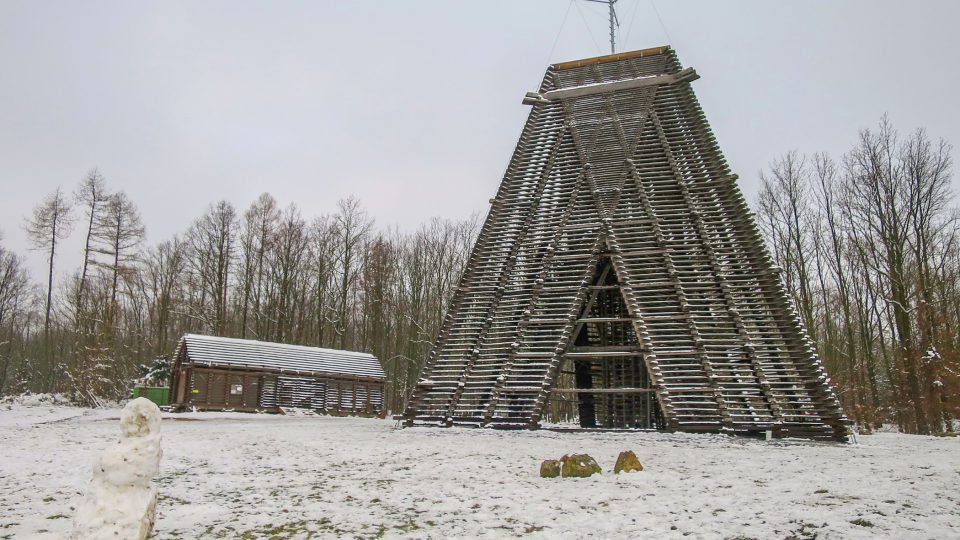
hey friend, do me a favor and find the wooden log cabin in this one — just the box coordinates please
[170,334,385,416]
[402,46,849,441]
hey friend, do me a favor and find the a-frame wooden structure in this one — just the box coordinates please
[403,47,848,441]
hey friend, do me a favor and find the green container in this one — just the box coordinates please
[131,386,170,406]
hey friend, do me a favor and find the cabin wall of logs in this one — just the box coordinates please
[169,334,386,417]
[173,365,384,416]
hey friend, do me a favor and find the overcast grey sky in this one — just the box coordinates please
[2,1,958,278]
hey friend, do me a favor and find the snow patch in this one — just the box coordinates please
[1,406,958,538]
[0,392,75,407]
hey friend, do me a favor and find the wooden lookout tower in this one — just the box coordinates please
[403,47,848,441]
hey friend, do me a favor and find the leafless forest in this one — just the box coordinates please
[0,116,957,433]
[0,183,477,412]
[756,118,958,434]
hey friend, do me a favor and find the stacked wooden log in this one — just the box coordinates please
[403,46,848,441]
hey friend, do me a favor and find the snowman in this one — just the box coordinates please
[72,397,162,540]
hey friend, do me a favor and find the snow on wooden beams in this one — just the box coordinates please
[536,68,698,103]
[403,47,849,441]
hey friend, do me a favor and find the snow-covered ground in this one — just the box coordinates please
[1,403,958,539]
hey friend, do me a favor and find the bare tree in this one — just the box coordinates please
[93,191,145,312]
[187,201,238,335]
[846,118,929,432]
[73,168,110,318]
[307,215,336,347]
[24,187,73,342]
[811,153,876,425]
[0,241,32,394]
[143,237,187,355]
[900,128,954,432]
[331,197,372,348]
[757,151,818,340]
[237,193,279,338]
[265,204,309,342]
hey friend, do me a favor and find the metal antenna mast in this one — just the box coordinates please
[585,0,619,54]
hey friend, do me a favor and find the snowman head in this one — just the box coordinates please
[120,397,161,438]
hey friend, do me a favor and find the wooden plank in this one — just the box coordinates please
[551,46,671,70]
[549,388,657,394]
[563,351,644,358]
[541,68,698,101]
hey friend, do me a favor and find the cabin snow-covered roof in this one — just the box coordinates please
[176,334,384,380]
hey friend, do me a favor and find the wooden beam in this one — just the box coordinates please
[550,388,657,394]
[551,46,671,71]
[539,68,698,102]
[564,351,644,358]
